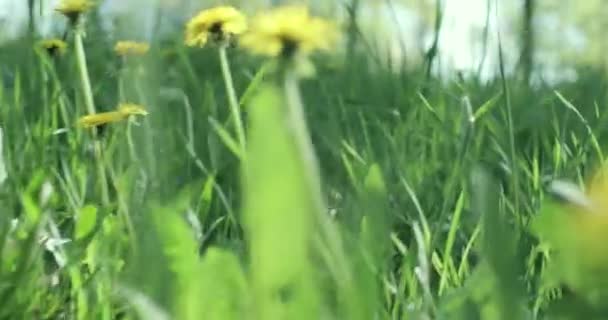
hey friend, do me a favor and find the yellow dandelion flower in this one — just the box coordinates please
[79,103,148,128]
[240,5,339,58]
[533,168,608,304]
[185,6,247,47]
[39,39,68,56]
[568,172,608,259]
[55,0,94,21]
[114,41,150,57]
[117,103,148,116]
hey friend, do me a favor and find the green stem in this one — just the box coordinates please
[74,30,96,115]
[118,62,138,162]
[283,70,323,203]
[219,46,246,153]
[74,27,110,207]
[282,68,352,295]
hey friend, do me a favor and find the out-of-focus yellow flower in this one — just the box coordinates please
[185,6,247,47]
[117,103,148,116]
[534,169,608,305]
[240,5,339,58]
[55,0,94,22]
[114,41,150,57]
[79,103,148,128]
[568,172,608,263]
[39,39,68,56]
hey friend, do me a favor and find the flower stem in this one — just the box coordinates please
[74,30,96,115]
[282,70,323,207]
[218,45,246,154]
[74,27,110,207]
[282,69,351,287]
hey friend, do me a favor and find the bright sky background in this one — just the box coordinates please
[0,0,583,81]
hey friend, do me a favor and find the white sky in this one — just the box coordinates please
[0,0,582,81]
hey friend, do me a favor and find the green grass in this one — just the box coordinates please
[2,4,608,320]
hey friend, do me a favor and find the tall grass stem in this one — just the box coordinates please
[74,27,110,206]
[282,68,352,294]
[219,46,246,154]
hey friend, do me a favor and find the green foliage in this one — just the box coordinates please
[532,196,608,317]
[244,85,319,320]
[2,2,608,320]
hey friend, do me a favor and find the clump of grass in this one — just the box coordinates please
[1,2,608,320]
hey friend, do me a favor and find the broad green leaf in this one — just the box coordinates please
[360,164,389,263]
[470,166,526,320]
[244,84,319,320]
[180,247,247,320]
[151,191,200,317]
[75,205,97,240]
[352,165,390,320]
[153,206,198,285]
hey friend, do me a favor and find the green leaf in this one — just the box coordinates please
[244,84,319,320]
[75,205,97,240]
[209,116,243,160]
[470,166,526,320]
[363,163,386,195]
[239,62,271,108]
[180,247,247,320]
[197,174,215,225]
[0,127,7,187]
[20,194,40,225]
[153,206,198,283]
[472,92,502,121]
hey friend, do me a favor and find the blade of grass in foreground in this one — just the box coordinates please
[244,85,319,320]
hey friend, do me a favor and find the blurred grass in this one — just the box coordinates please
[1,2,608,320]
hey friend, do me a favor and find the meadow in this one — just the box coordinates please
[1,1,608,319]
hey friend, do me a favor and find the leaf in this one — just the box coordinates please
[180,247,247,320]
[470,166,526,320]
[360,164,389,263]
[119,286,171,320]
[473,92,502,121]
[75,205,97,240]
[209,116,243,160]
[239,62,271,108]
[244,84,319,320]
[0,127,7,187]
[152,204,198,284]
[20,194,40,225]
[197,174,215,225]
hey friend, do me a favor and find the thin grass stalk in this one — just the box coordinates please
[219,45,246,153]
[73,26,110,206]
[282,68,353,301]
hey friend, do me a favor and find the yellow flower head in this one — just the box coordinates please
[240,5,339,58]
[185,6,247,47]
[55,0,94,22]
[79,103,148,128]
[117,103,149,116]
[39,39,68,56]
[114,41,150,57]
[569,171,608,255]
[533,168,608,304]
